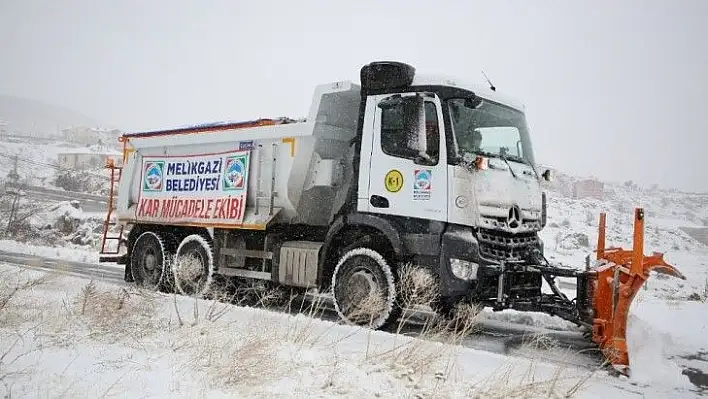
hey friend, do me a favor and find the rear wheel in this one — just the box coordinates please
[158,232,180,293]
[130,231,169,290]
[331,247,400,330]
[173,234,215,297]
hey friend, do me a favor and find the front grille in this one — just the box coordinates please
[477,228,539,261]
[479,215,541,233]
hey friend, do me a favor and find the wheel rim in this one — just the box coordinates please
[346,269,379,304]
[142,250,160,284]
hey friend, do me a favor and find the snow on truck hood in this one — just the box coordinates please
[476,158,542,209]
[451,158,543,231]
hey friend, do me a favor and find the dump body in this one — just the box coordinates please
[115,81,361,229]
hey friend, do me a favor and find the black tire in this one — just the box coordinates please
[173,234,215,297]
[130,231,169,290]
[158,232,180,293]
[331,247,401,330]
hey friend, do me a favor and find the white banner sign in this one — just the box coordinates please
[136,149,251,225]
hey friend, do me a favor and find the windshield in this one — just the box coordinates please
[447,97,535,165]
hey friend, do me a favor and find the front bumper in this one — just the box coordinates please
[438,225,543,304]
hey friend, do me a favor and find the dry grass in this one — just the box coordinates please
[461,332,605,399]
[0,263,601,398]
[182,317,284,389]
[26,280,169,350]
[232,279,291,309]
[71,281,164,343]
[362,302,483,389]
[397,263,440,308]
[0,268,68,395]
[284,294,333,350]
[467,361,574,398]
[0,326,44,394]
[463,331,606,399]
[0,268,59,329]
[517,332,561,353]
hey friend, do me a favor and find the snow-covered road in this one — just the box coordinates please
[0,244,705,396]
[12,183,109,213]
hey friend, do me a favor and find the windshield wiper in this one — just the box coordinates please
[466,150,519,179]
[503,153,539,179]
[498,152,518,179]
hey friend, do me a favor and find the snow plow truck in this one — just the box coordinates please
[99,61,684,375]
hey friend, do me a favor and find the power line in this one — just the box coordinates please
[0,151,112,180]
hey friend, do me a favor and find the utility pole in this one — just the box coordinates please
[7,154,19,185]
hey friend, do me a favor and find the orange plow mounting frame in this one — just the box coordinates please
[588,208,685,375]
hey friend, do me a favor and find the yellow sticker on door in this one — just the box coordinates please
[384,169,403,193]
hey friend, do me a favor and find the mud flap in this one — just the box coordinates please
[585,208,685,376]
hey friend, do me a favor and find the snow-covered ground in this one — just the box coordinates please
[1,264,703,398]
[0,201,106,264]
[0,169,706,396]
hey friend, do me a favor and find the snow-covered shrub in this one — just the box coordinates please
[54,169,108,195]
[556,232,590,250]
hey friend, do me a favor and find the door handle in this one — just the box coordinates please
[370,195,389,208]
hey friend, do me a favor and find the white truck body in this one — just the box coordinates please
[104,61,551,329]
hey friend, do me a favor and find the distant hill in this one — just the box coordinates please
[0,94,108,136]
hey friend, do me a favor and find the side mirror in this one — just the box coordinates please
[542,169,552,182]
[401,95,426,155]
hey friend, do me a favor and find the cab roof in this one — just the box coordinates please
[410,73,526,112]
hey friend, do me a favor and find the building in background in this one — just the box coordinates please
[57,147,123,170]
[60,126,122,147]
[573,179,605,200]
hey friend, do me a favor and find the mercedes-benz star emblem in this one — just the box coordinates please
[507,205,522,230]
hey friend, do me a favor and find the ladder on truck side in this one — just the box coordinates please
[99,157,126,263]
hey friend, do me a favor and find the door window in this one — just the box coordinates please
[380,98,440,166]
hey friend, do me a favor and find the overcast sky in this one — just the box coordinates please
[1,0,707,192]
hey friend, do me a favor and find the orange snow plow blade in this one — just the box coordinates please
[587,208,685,375]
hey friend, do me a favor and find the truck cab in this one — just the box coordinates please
[339,62,550,317]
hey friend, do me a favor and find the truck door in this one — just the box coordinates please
[360,92,448,222]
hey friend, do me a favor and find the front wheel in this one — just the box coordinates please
[331,247,400,330]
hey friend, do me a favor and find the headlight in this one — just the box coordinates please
[450,258,479,280]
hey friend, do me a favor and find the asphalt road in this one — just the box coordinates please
[9,184,108,213]
[0,249,124,284]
